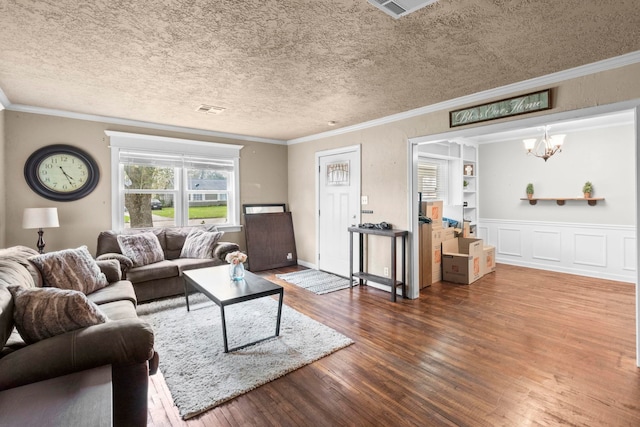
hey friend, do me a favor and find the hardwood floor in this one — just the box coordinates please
[147,264,640,426]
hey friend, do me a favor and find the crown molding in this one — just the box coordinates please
[287,50,640,145]
[4,103,286,145]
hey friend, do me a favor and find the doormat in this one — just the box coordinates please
[276,269,356,295]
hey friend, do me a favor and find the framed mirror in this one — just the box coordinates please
[243,203,286,214]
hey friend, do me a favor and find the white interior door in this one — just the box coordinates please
[317,147,360,277]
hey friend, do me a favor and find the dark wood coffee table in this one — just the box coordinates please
[183,265,284,353]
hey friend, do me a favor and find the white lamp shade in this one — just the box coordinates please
[523,138,537,151]
[23,208,60,229]
[550,134,566,147]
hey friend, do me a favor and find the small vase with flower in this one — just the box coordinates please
[225,251,247,281]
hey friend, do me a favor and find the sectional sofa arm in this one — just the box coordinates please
[213,241,241,262]
[0,318,155,390]
[96,259,122,282]
[96,253,134,277]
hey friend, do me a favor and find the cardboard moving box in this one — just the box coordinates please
[418,223,431,288]
[481,245,496,275]
[431,227,455,283]
[421,200,443,229]
[419,223,455,288]
[442,237,483,284]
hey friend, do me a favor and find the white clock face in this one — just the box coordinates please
[37,153,90,193]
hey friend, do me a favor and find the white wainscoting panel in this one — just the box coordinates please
[497,228,522,257]
[574,233,607,267]
[532,230,562,262]
[623,236,637,271]
[479,219,636,283]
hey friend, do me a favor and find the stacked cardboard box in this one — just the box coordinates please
[442,237,484,284]
[432,227,455,283]
[463,221,479,237]
[421,200,443,228]
[419,200,495,286]
[418,223,433,288]
[481,245,496,276]
[419,222,455,288]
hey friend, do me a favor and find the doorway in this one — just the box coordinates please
[408,101,640,364]
[316,145,361,277]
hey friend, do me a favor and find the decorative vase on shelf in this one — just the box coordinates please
[229,262,245,281]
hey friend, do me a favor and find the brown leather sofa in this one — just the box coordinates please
[0,245,158,427]
[96,226,240,302]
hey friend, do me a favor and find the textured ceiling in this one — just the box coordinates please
[1,0,639,141]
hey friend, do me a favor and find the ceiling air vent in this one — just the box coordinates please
[195,104,226,115]
[368,0,438,19]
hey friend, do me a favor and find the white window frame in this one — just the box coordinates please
[106,131,243,231]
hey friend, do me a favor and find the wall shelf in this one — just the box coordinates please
[520,197,604,206]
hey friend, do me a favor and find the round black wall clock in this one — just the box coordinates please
[24,144,100,201]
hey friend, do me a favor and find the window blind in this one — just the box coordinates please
[119,151,234,171]
[418,158,448,202]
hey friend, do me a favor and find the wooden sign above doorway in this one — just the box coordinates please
[449,89,552,127]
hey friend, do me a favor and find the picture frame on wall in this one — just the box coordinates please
[463,164,474,176]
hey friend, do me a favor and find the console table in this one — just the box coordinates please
[348,226,408,302]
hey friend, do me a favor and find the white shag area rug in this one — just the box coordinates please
[276,269,356,295]
[137,293,353,420]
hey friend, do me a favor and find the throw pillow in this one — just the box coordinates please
[9,286,108,344]
[117,232,165,267]
[0,259,36,289]
[179,228,224,259]
[29,246,109,294]
[0,245,43,287]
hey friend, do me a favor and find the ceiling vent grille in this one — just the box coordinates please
[195,104,226,115]
[368,0,438,19]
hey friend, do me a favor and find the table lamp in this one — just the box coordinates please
[22,207,60,254]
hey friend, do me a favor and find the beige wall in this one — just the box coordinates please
[288,63,640,279]
[3,62,640,273]
[3,111,288,254]
[479,124,635,224]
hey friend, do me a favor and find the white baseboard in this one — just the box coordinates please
[297,259,317,269]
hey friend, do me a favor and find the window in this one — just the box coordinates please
[418,158,448,203]
[106,131,243,231]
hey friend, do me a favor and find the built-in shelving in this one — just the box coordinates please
[520,197,605,206]
[417,139,479,232]
[462,145,477,228]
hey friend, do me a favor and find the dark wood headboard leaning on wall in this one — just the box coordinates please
[243,208,298,272]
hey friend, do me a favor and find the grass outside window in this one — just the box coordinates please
[154,205,227,219]
[125,205,226,224]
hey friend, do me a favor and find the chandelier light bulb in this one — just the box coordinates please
[523,138,537,152]
[523,127,565,161]
[550,134,566,147]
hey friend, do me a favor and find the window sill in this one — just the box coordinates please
[217,224,243,233]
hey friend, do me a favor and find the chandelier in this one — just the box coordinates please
[523,127,566,162]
